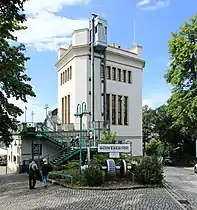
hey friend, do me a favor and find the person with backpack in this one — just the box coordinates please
[41,159,53,188]
[29,160,38,189]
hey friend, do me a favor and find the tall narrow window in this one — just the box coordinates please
[123,70,126,82]
[118,69,121,82]
[112,95,116,125]
[70,66,72,80]
[118,95,122,125]
[100,64,104,78]
[107,66,111,79]
[62,97,64,123]
[112,67,116,80]
[65,96,67,124]
[68,68,70,80]
[60,73,62,85]
[124,96,128,125]
[106,94,110,121]
[68,95,70,124]
[65,70,67,82]
[64,70,66,83]
[63,71,65,84]
[128,71,131,83]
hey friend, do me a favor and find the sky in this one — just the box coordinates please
[12,0,197,123]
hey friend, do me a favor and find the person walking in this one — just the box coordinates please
[29,160,38,189]
[41,159,53,188]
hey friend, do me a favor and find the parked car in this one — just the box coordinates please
[164,157,174,166]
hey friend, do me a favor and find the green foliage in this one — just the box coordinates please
[135,156,164,185]
[81,166,103,186]
[92,153,108,166]
[65,161,79,170]
[164,13,197,139]
[53,165,67,171]
[142,105,156,142]
[0,0,35,146]
[146,139,167,157]
[99,129,116,144]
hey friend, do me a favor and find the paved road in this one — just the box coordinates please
[164,167,197,209]
[0,173,183,210]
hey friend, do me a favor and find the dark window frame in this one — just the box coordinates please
[118,69,121,82]
[123,70,126,82]
[124,96,128,125]
[112,95,116,125]
[118,95,122,125]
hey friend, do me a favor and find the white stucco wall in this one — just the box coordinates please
[7,134,61,172]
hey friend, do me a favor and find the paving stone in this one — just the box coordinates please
[0,173,183,210]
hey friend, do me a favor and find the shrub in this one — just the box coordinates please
[146,139,165,157]
[52,165,67,171]
[92,154,108,166]
[81,165,103,186]
[67,169,81,183]
[65,161,80,170]
[135,155,163,185]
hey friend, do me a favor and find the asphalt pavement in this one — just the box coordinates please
[164,166,197,210]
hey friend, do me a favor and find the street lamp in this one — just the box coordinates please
[74,102,89,174]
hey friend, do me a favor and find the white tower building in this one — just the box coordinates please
[56,21,145,156]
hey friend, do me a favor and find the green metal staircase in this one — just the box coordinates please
[42,147,82,166]
[37,125,97,166]
[36,126,69,147]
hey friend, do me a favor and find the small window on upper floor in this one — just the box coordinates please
[65,70,67,82]
[123,70,126,82]
[70,66,72,80]
[128,71,131,83]
[63,71,65,84]
[112,67,116,81]
[107,66,111,79]
[100,64,104,78]
[68,68,70,80]
[118,69,121,82]
[65,70,68,82]
[60,73,63,85]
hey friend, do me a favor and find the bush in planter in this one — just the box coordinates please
[53,165,67,171]
[135,155,163,185]
[80,165,103,186]
[65,161,80,170]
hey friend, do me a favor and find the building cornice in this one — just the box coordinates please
[56,44,145,71]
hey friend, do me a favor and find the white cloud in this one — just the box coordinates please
[14,0,90,51]
[24,0,90,15]
[142,91,171,108]
[136,0,170,10]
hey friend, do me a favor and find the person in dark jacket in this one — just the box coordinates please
[29,160,38,189]
[41,159,53,188]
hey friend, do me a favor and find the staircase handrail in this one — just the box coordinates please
[39,125,71,141]
[42,145,70,163]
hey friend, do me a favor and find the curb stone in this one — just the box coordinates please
[48,179,153,190]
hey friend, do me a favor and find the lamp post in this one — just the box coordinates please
[74,102,89,174]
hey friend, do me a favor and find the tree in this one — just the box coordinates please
[154,105,182,146]
[164,13,197,139]
[142,105,156,142]
[0,0,36,146]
